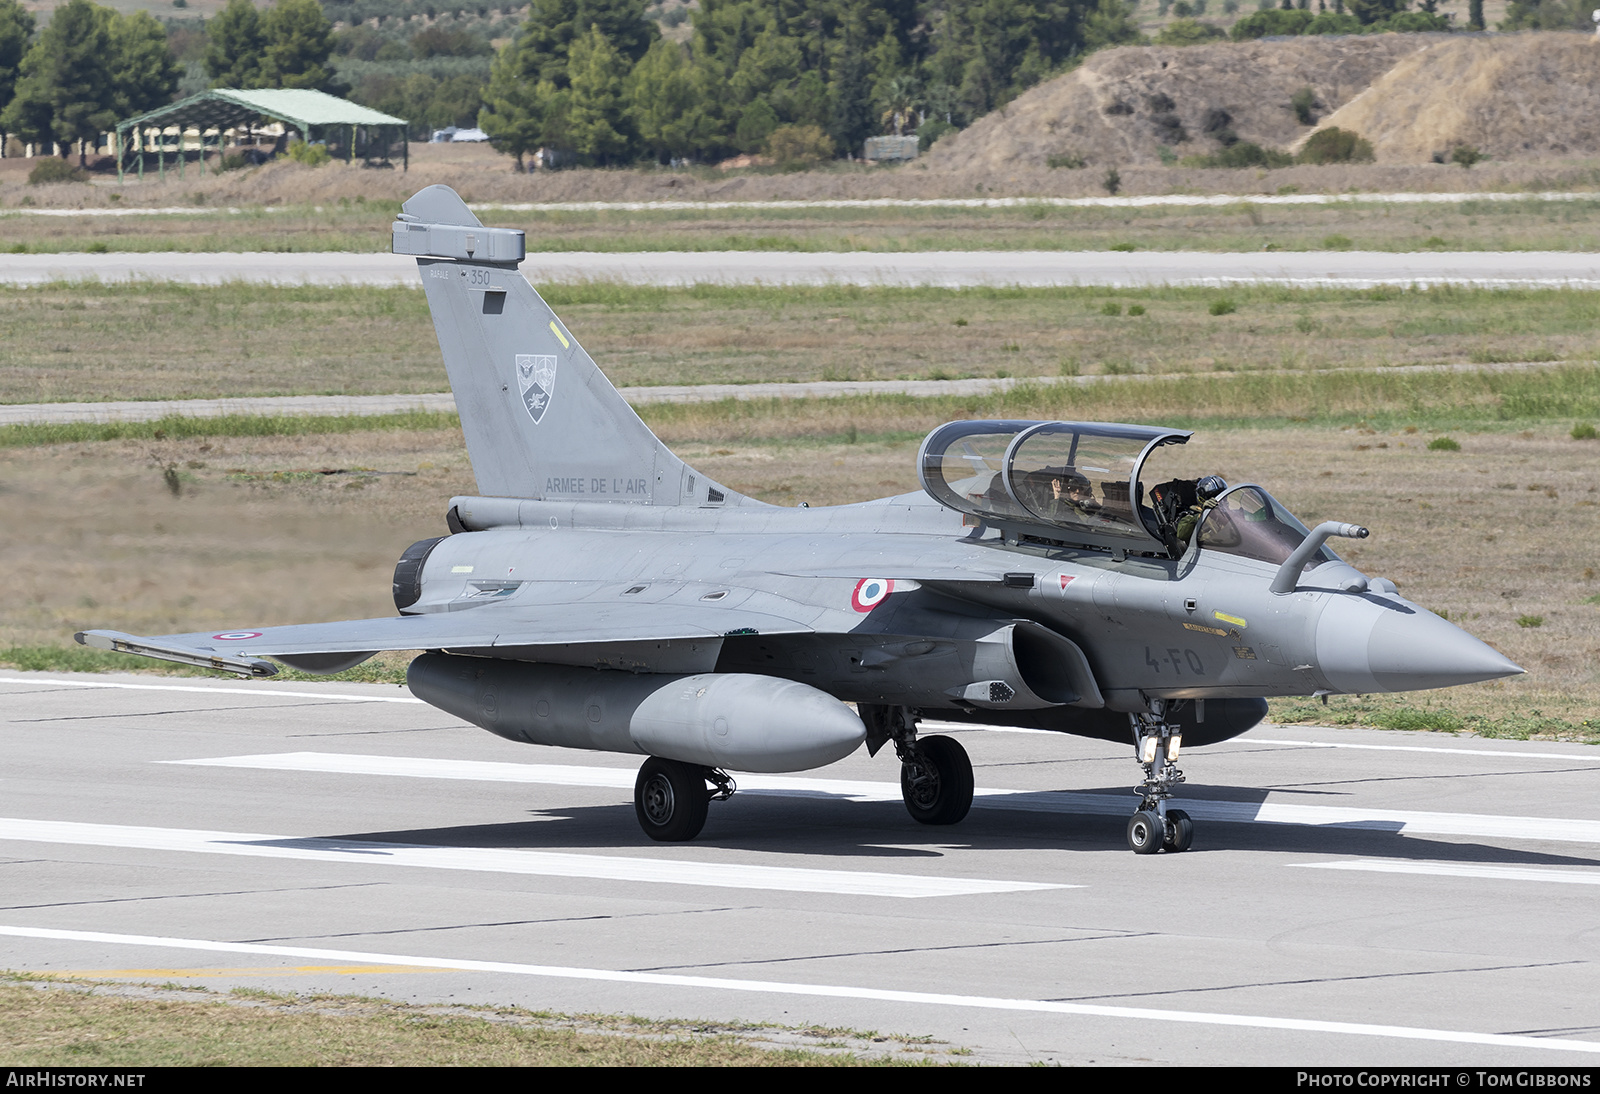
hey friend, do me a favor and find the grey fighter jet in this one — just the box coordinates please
[79,186,1524,853]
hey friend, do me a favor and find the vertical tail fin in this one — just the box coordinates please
[394,185,748,507]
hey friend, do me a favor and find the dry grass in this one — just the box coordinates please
[0,975,936,1066]
[1315,34,1600,166]
[5,137,1600,217]
[2,417,1596,733]
[6,281,1600,405]
[12,193,1600,255]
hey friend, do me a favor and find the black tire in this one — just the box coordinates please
[1127,810,1163,854]
[900,735,974,826]
[634,757,710,842]
[1164,808,1194,853]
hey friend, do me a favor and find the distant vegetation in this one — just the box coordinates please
[0,0,1535,170]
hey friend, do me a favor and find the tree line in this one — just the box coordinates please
[0,0,344,162]
[478,0,1144,168]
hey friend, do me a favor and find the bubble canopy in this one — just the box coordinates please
[918,420,1193,552]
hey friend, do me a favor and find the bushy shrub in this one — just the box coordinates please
[218,153,249,172]
[1046,152,1086,168]
[1304,11,1361,32]
[1427,436,1461,451]
[1297,127,1374,165]
[28,158,87,185]
[1373,10,1452,30]
[1571,422,1597,440]
[917,118,956,153]
[1451,144,1482,169]
[1291,86,1316,125]
[287,140,332,167]
[1155,17,1227,44]
[766,124,834,168]
[1209,298,1236,315]
[1230,8,1313,38]
[1182,142,1292,168]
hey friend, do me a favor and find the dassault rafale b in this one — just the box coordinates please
[79,186,1523,854]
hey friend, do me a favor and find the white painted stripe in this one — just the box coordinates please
[1292,860,1600,886]
[0,676,423,704]
[169,752,1600,844]
[1251,737,1600,762]
[2,924,1596,1054]
[0,817,1059,899]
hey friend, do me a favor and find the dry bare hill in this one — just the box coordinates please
[926,35,1436,172]
[926,32,1600,172]
[1307,33,1600,164]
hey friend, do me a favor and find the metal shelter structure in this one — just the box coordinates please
[115,89,408,181]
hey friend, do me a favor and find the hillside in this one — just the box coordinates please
[1305,33,1600,163]
[926,32,1600,171]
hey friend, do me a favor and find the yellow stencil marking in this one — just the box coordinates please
[549,320,570,349]
[1213,611,1247,629]
[1182,622,1229,637]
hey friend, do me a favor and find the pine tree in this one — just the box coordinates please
[0,0,37,156]
[1,0,116,163]
[205,0,265,88]
[261,0,345,94]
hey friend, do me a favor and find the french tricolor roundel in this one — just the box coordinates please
[851,578,894,613]
[212,631,262,641]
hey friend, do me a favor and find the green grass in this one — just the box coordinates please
[11,195,1600,254]
[0,974,945,1066]
[0,644,414,684]
[1270,696,1600,744]
[8,281,1600,404]
[0,410,462,449]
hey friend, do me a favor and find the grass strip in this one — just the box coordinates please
[0,974,934,1066]
[0,410,463,449]
[1270,697,1600,745]
[4,366,1599,451]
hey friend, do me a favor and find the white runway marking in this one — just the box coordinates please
[2,924,1596,1054]
[1292,860,1600,886]
[1251,737,1600,762]
[0,675,423,704]
[169,752,1600,845]
[0,817,1060,899]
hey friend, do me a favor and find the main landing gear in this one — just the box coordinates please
[633,757,735,842]
[862,705,975,826]
[1127,701,1193,855]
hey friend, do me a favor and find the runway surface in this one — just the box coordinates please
[3,669,1598,1065]
[4,249,1600,289]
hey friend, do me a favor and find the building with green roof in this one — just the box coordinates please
[115,88,409,181]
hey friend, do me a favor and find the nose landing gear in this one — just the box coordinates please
[1128,703,1193,854]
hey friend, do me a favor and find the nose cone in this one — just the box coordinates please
[1316,596,1524,695]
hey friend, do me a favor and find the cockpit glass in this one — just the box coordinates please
[1198,486,1336,569]
[921,424,1032,523]
[1008,426,1152,541]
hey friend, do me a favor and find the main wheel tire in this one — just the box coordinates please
[1127,810,1163,854]
[900,735,975,826]
[1164,808,1194,853]
[634,757,710,842]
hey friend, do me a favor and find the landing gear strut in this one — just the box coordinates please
[633,757,735,842]
[1128,701,1193,854]
[862,705,975,826]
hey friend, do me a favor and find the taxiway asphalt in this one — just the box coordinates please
[5,249,1600,289]
[2,670,1598,1065]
